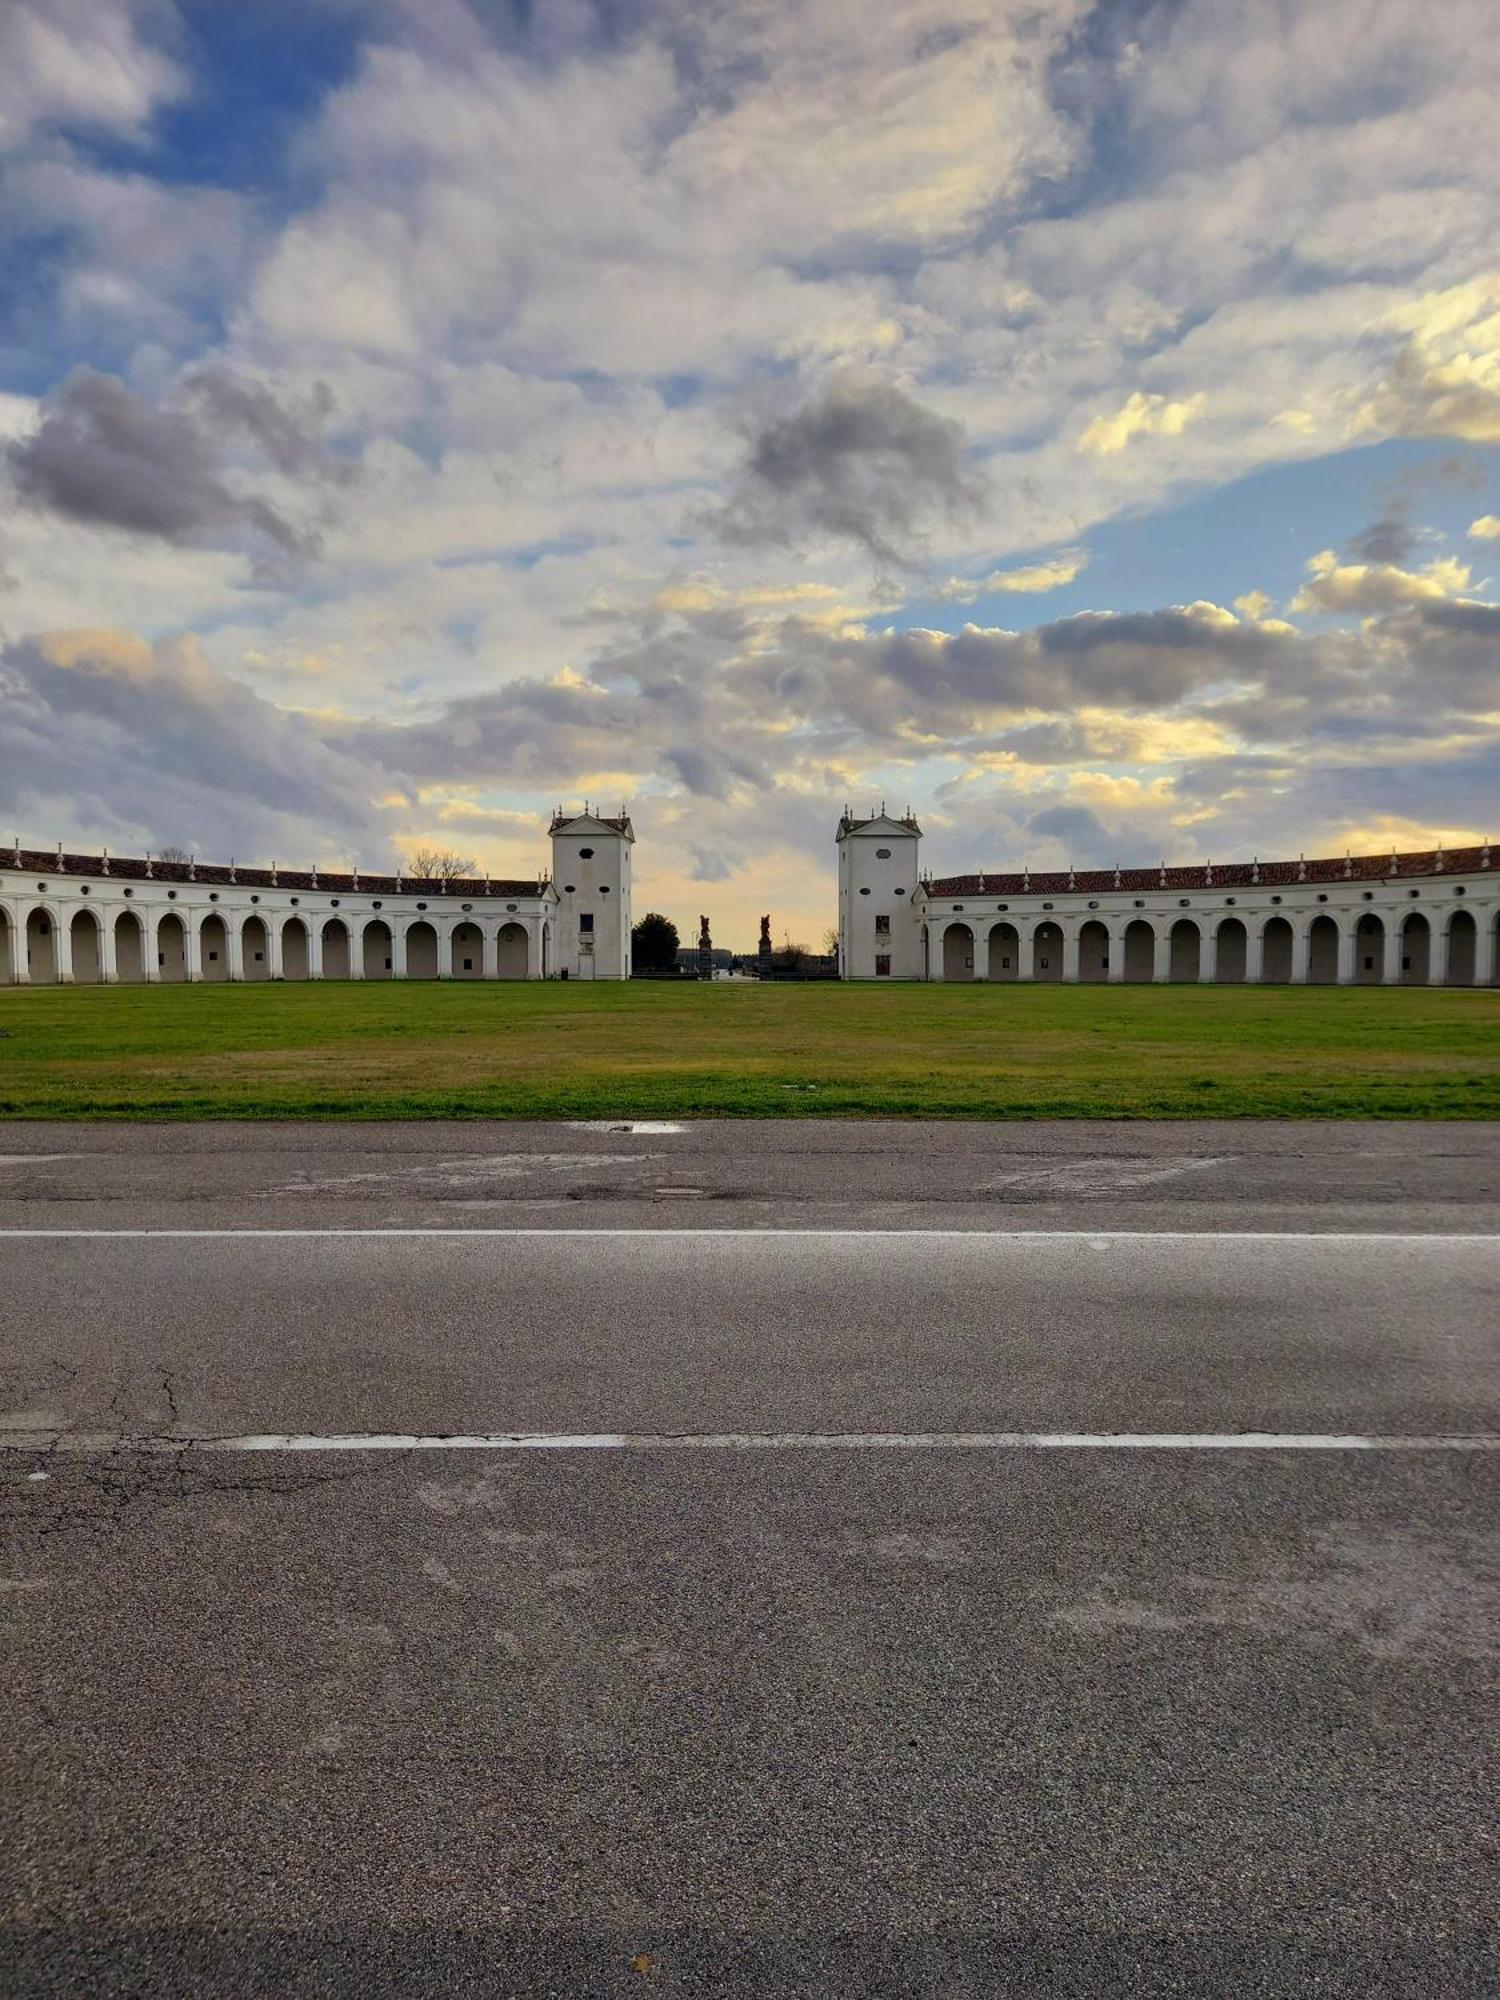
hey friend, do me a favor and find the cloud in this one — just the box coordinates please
[936,551,1087,602]
[0,0,181,154]
[1344,501,1417,567]
[6,368,350,562]
[1233,590,1274,621]
[1470,515,1500,540]
[1356,277,1500,444]
[713,368,987,565]
[1077,391,1207,457]
[1290,548,1473,614]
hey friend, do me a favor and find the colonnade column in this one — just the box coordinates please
[100,917,118,984]
[268,923,285,980]
[1289,925,1310,985]
[1430,925,1450,987]
[308,926,324,979]
[227,925,245,981]
[1245,926,1264,985]
[928,935,945,983]
[1152,928,1171,983]
[436,923,452,979]
[142,915,160,982]
[1382,924,1403,987]
[348,930,364,979]
[1477,920,1498,988]
[390,927,408,980]
[1106,926,1125,982]
[55,916,74,984]
[183,914,201,982]
[1062,928,1080,983]
[1336,925,1357,986]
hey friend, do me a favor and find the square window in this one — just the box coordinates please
[208,951,218,962]
[874,914,891,934]
[254,951,263,961]
[875,954,891,977]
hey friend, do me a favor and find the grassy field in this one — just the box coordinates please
[0,979,1497,1119]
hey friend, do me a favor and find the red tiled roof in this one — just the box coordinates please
[922,844,1492,898]
[0,847,546,897]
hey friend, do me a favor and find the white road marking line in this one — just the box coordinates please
[0,1156,72,1168]
[0,1228,1495,1242]
[6,1431,1498,1454]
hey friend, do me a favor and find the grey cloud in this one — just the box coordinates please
[714,369,987,566]
[7,368,348,561]
[1025,804,1115,861]
[1345,500,1416,566]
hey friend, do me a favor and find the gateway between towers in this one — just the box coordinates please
[837,812,1499,987]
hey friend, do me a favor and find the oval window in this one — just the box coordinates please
[876,847,892,859]
[578,847,594,859]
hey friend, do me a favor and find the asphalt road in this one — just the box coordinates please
[3,1122,1499,1996]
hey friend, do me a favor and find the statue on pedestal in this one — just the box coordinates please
[697,913,713,981]
[758,913,773,981]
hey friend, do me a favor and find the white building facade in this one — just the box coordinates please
[0,811,633,985]
[838,813,1500,987]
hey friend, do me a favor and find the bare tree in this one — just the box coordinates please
[406,847,478,885]
[822,927,841,957]
[156,844,190,863]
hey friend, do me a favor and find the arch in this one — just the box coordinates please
[0,904,13,984]
[451,921,484,978]
[986,921,1019,980]
[1400,911,1430,985]
[1354,912,1384,985]
[242,914,270,981]
[1123,919,1154,982]
[1445,909,1476,987]
[405,920,439,979]
[157,911,188,983]
[1261,915,1293,984]
[362,919,392,979]
[1307,913,1339,984]
[200,912,229,982]
[1078,919,1110,982]
[281,917,309,980]
[1213,917,1246,984]
[1169,918,1200,982]
[69,908,103,984]
[497,921,529,979]
[25,907,58,983]
[114,909,145,983]
[942,922,974,982]
[1031,921,1063,981]
[321,918,351,980]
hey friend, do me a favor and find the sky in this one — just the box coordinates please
[1,0,1498,947]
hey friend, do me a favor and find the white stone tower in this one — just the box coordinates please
[550,810,634,978]
[836,809,922,979]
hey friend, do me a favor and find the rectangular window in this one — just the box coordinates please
[579,913,594,933]
[874,914,891,934]
[1402,955,1411,971]
[1364,956,1374,970]
[254,951,263,961]
[875,954,891,977]
[385,957,392,969]
[208,951,218,962]
[463,957,473,971]
[1001,956,1010,969]
[1039,958,1049,969]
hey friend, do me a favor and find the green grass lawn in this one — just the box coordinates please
[1,979,1497,1119]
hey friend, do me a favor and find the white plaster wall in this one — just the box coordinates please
[838,819,923,979]
[550,818,632,978]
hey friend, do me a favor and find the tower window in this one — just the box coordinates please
[875,955,891,976]
[578,847,594,858]
[875,848,892,859]
[875,914,891,934]
[580,913,594,933]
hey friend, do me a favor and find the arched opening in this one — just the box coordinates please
[405,920,439,979]
[362,920,392,979]
[1261,916,1293,983]
[282,918,309,980]
[1400,912,1430,985]
[1354,913,1383,985]
[942,922,974,982]
[157,912,187,983]
[242,914,270,981]
[69,909,102,983]
[25,908,57,982]
[1307,914,1339,984]
[1213,918,1246,984]
[452,921,483,978]
[1445,909,1476,986]
[1123,919,1154,982]
[1169,918,1200,981]
[0,907,15,984]
[1078,919,1110,982]
[1032,921,1063,981]
[321,919,350,979]
[114,910,145,983]
[200,912,229,981]
[987,922,1019,980]
[1493,911,1500,986]
[497,921,529,979]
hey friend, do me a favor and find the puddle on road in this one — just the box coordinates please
[259,1153,649,1195]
